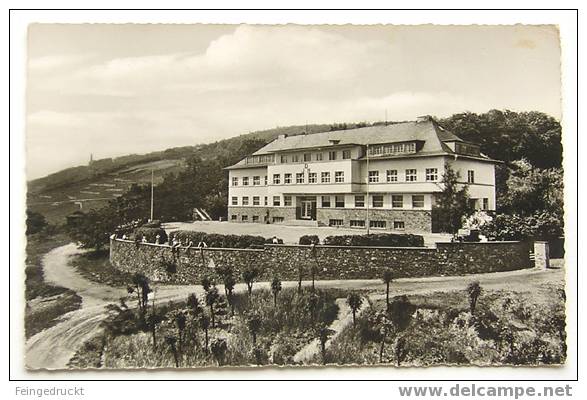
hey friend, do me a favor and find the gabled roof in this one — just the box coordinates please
[226,118,496,169]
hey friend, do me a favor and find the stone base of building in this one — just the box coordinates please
[228,206,432,232]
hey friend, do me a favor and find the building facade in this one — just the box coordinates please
[225,116,498,233]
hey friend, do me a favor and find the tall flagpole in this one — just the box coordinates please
[150,169,154,221]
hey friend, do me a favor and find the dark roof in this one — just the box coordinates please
[226,119,496,169]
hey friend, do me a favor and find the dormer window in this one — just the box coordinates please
[368,141,417,157]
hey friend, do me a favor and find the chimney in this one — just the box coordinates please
[416,115,432,123]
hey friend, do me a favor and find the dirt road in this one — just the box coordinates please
[25,243,563,370]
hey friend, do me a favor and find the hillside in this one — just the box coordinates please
[26,123,339,223]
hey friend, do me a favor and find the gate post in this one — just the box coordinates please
[534,241,550,269]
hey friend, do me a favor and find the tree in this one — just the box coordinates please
[381,268,394,310]
[147,309,165,351]
[199,314,211,353]
[211,338,228,366]
[165,336,179,367]
[388,295,414,333]
[247,313,263,345]
[467,282,482,315]
[242,267,260,296]
[127,273,151,324]
[317,325,335,365]
[201,276,214,292]
[223,274,236,316]
[307,293,319,326]
[296,264,304,294]
[271,276,282,307]
[205,286,220,327]
[176,312,187,352]
[67,208,117,251]
[26,210,47,235]
[433,163,472,233]
[346,292,363,327]
[374,312,394,363]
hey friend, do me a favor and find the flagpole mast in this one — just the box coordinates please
[150,169,154,221]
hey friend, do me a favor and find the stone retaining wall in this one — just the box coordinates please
[109,238,532,284]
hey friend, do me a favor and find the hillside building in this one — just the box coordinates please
[225,116,498,233]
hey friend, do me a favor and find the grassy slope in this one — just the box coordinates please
[24,232,82,338]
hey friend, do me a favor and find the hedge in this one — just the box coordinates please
[299,235,320,245]
[322,233,424,247]
[134,227,168,244]
[168,230,267,249]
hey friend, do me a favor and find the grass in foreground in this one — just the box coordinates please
[69,249,135,288]
[321,284,566,366]
[25,231,82,338]
[68,287,340,368]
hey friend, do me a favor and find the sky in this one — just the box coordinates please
[26,24,561,179]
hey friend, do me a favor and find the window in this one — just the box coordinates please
[329,219,344,227]
[368,142,417,156]
[392,195,403,208]
[280,155,288,163]
[242,196,249,206]
[242,177,249,186]
[405,169,417,182]
[335,171,345,183]
[335,195,345,208]
[284,195,292,206]
[386,170,398,182]
[329,151,337,160]
[253,196,260,206]
[273,196,281,206]
[354,195,365,208]
[426,168,438,182]
[315,153,323,161]
[245,154,275,164]
[264,176,268,185]
[272,216,284,223]
[231,215,237,221]
[412,195,425,208]
[350,220,365,228]
[264,196,268,206]
[370,220,386,229]
[273,174,281,184]
[393,220,405,230]
[231,196,238,206]
[253,176,261,185]
[309,172,317,183]
[296,173,305,184]
[372,195,384,208]
[468,170,475,183]
[369,170,379,183]
[241,215,248,222]
[342,150,351,159]
[292,154,299,162]
[304,153,312,162]
[284,173,292,184]
[483,198,489,210]
[321,172,331,183]
[252,215,259,222]
[232,177,239,186]
[322,196,331,208]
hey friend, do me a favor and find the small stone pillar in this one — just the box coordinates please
[534,241,550,269]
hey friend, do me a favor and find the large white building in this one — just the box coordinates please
[225,116,498,232]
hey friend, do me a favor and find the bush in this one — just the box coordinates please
[299,235,320,245]
[168,230,267,248]
[480,212,563,241]
[323,233,424,247]
[134,227,168,244]
[143,219,162,228]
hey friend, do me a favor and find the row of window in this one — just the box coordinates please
[330,219,405,230]
[232,168,476,186]
[231,194,426,208]
[280,149,352,164]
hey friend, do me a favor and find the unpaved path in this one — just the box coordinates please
[25,243,563,370]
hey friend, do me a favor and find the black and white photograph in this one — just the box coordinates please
[15,15,574,377]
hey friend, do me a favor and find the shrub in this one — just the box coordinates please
[143,220,162,228]
[323,233,424,247]
[168,230,266,248]
[299,235,320,245]
[134,227,168,244]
